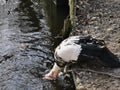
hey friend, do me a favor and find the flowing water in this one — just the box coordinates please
[0,0,75,90]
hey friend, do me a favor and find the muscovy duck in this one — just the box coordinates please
[44,36,120,80]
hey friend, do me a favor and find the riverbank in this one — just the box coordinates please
[72,0,120,90]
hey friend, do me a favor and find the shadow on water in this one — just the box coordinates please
[14,0,41,33]
[0,0,75,90]
[43,0,69,47]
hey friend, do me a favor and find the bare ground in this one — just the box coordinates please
[71,0,120,90]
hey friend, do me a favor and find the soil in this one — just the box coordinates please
[71,0,120,90]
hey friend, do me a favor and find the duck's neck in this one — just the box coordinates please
[51,63,61,75]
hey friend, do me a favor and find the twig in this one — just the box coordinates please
[73,68,120,79]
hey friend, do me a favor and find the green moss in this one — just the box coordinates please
[62,0,75,39]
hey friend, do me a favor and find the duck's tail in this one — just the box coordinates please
[98,47,120,68]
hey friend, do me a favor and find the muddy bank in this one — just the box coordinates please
[71,0,120,90]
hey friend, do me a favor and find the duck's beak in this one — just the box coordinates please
[43,63,61,80]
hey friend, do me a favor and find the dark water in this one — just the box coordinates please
[0,0,74,90]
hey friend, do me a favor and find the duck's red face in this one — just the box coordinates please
[43,71,57,80]
[43,63,61,80]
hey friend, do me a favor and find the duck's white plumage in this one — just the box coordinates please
[55,44,82,62]
[60,36,80,45]
[55,36,82,62]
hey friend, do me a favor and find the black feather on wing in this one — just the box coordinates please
[77,36,120,68]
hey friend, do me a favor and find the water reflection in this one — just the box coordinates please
[15,0,42,33]
[43,0,69,47]
[0,0,74,90]
[14,0,54,69]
